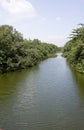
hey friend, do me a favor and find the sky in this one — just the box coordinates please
[0,0,84,46]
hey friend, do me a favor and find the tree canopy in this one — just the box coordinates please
[63,24,84,73]
[0,25,58,73]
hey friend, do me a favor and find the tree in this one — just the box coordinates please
[63,24,84,73]
[0,25,58,73]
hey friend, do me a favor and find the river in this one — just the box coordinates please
[0,53,84,130]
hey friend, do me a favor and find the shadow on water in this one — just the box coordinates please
[0,65,39,102]
[67,63,84,99]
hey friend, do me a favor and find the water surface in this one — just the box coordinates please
[0,54,84,130]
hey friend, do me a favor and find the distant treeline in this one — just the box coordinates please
[0,25,58,73]
[63,24,84,74]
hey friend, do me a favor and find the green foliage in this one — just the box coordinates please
[0,25,58,73]
[63,24,84,73]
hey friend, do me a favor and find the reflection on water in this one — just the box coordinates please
[69,66,84,100]
[0,54,84,130]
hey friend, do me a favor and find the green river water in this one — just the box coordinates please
[0,54,84,130]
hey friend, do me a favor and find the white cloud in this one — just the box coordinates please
[0,0,36,19]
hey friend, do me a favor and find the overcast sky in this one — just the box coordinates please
[0,0,84,46]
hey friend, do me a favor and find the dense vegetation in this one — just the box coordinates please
[0,25,58,73]
[63,24,84,73]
